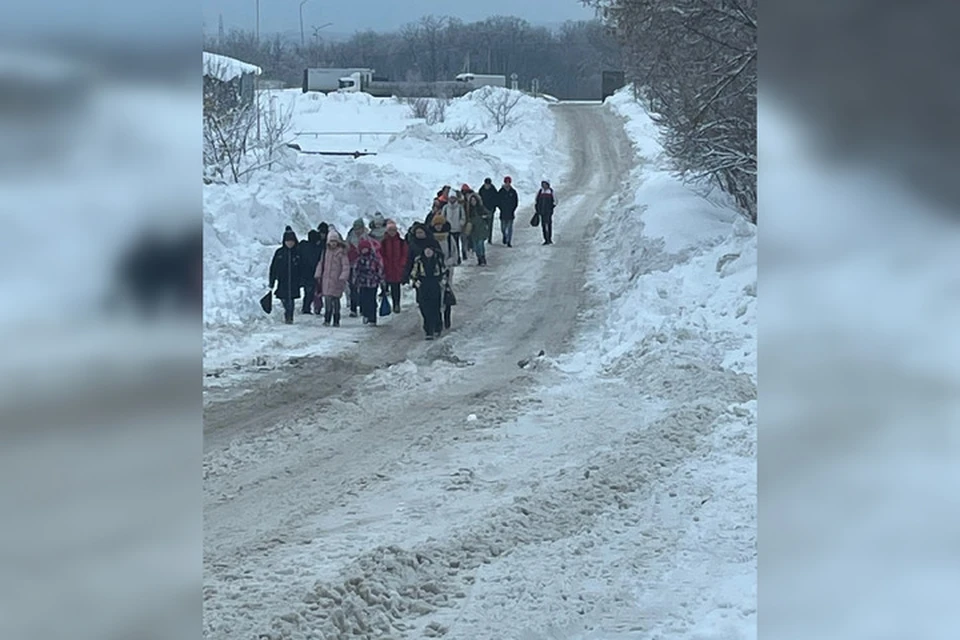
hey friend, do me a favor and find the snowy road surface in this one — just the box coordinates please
[203,103,756,639]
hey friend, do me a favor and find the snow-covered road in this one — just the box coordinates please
[203,101,757,640]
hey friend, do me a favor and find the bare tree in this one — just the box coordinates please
[476,87,523,133]
[203,59,296,183]
[203,61,257,183]
[584,0,756,222]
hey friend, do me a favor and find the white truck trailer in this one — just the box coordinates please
[303,67,375,93]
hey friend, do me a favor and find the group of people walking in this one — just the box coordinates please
[266,176,558,339]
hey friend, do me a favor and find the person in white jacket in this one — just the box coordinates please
[442,190,467,265]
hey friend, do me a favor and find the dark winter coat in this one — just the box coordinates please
[297,240,322,286]
[465,195,491,242]
[535,187,557,218]
[404,225,442,283]
[497,186,519,220]
[380,231,409,284]
[410,251,449,302]
[270,245,303,299]
[479,183,499,213]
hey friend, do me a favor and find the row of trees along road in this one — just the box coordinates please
[203,15,621,101]
[585,0,757,222]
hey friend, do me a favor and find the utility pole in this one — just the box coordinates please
[299,0,310,47]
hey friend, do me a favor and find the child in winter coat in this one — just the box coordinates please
[346,218,370,317]
[380,221,409,312]
[442,190,466,264]
[269,226,303,324]
[315,229,350,326]
[352,237,385,325]
[410,245,449,340]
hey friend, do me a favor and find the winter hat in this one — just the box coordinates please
[461,183,471,192]
[432,213,447,226]
[386,220,398,234]
[307,229,319,243]
[317,221,329,234]
[327,229,342,244]
[282,225,298,243]
[503,176,512,184]
[371,211,386,226]
[359,237,374,252]
[352,218,365,230]
[483,177,492,184]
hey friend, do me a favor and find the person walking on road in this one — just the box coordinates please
[315,229,350,327]
[269,226,303,324]
[352,237,385,326]
[380,221,409,313]
[404,222,441,284]
[442,190,467,264]
[535,180,558,245]
[298,229,322,314]
[478,177,499,244]
[410,245,449,340]
[465,190,491,266]
[497,176,518,247]
[346,218,369,317]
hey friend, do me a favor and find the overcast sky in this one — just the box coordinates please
[203,0,597,36]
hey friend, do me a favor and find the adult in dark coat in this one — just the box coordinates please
[496,176,519,247]
[534,180,558,245]
[478,177,500,243]
[403,222,441,284]
[269,226,303,323]
[299,229,322,314]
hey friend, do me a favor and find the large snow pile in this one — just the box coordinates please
[593,87,757,378]
[203,88,563,372]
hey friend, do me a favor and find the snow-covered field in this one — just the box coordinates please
[203,87,565,383]
[203,86,756,640]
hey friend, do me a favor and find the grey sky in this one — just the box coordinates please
[203,0,597,37]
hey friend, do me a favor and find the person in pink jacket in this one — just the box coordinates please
[315,229,351,327]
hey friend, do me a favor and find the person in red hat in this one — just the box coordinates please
[497,176,519,246]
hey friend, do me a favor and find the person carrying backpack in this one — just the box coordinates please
[410,245,449,340]
[268,226,303,324]
[497,176,518,247]
[534,180,558,245]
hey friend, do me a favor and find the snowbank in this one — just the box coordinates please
[593,87,757,378]
[550,86,757,639]
[203,88,562,373]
